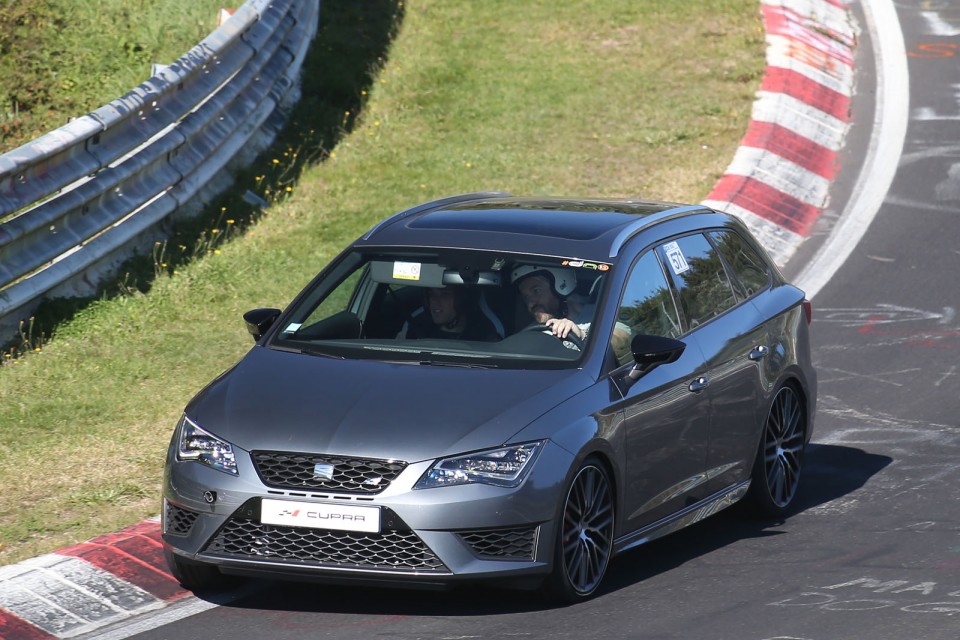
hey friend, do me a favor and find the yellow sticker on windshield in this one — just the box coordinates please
[393,261,422,280]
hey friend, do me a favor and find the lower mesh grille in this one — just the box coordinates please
[165,502,199,537]
[457,527,537,560]
[204,518,447,572]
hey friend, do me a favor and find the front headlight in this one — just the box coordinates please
[176,415,238,475]
[414,441,544,489]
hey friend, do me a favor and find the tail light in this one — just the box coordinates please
[802,299,812,325]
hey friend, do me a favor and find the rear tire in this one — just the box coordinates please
[746,384,806,517]
[164,547,229,591]
[546,460,615,602]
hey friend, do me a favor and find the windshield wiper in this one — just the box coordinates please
[417,358,497,369]
[266,344,302,354]
[294,345,345,359]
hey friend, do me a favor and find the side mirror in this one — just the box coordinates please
[243,308,281,341]
[628,334,686,380]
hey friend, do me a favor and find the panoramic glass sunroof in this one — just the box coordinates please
[409,206,654,241]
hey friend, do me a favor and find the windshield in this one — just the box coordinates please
[269,249,611,369]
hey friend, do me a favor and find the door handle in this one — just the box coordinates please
[688,377,709,393]
[749,345,769,361]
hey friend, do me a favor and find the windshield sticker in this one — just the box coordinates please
[393,261,422,280]
[282,323,302,334]
[663,241,690,275]
[561,260,610,271]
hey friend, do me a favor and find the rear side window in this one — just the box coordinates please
[708,230,771,299]
[657,233,737,329]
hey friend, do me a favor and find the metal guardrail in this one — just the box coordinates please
[0,0,319,338]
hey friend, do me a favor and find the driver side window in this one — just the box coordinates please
[612,251,681,366]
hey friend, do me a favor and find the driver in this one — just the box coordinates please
[511,266,592,347]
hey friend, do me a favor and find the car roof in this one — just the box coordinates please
[354,193,716,262]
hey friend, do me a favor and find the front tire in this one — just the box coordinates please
[547,460,615,602]
[164,547,229,591]
[746,384,806,517]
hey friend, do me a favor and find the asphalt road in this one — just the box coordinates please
[93,2,960,639]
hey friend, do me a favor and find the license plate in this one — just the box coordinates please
[260,499,380,533]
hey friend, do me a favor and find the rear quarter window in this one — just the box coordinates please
[708,230,772,299]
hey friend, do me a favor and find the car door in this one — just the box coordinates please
[607,249,712,532]
[656,231,768,495]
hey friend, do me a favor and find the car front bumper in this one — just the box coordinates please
[162,440,574,588]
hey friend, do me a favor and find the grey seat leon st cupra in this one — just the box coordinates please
[162,193,817,602]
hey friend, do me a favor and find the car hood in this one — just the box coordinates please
[186,345,593,462]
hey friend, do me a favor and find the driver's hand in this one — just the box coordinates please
[546,318,583,340]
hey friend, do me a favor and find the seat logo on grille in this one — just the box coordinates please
[313,463,335,480]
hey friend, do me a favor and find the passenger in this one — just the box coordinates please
[511,266,592,345]
[399,286,499,341]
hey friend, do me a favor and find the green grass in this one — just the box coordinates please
[0,0,229,152]
[0,0,763,564]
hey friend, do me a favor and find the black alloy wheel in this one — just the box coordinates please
[550,460,614,601]
[748,384,806,516]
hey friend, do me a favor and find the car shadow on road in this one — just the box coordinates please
[599,442,892,594]
[204,443,891,616]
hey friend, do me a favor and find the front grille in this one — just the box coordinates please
[165,502,199,536]
[457,527,538,560]
[204,517,447,572]
[252,451,406,494]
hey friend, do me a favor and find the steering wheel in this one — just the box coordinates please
[519,323,585,351]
